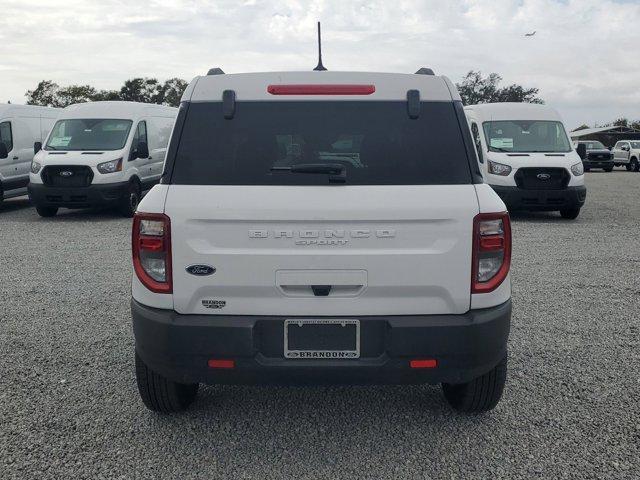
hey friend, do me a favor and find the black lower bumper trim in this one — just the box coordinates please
[28,182,129,208]
[132,299,512,386]
[491,185,586,211]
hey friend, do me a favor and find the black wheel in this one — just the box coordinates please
[630,158,639,172]
[119,181,141,217]
[36,205,58,217]
[626,164,632,171]
[560,207,581,220]
[442,355,507,413]
[604,166,613,172]
[135,351,199,413]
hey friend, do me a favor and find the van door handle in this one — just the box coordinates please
[148,156,152,160]
[12,156,18,160]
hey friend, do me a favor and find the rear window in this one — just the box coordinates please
[170,101,472,185]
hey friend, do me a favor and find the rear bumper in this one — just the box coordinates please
[28,182,128,208]
[491,185,586,211]
[132,299,512,386]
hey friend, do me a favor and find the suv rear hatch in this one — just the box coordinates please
[165,98,480,316]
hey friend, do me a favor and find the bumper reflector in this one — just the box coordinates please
[410,359,438,369]
[208,359,235,369]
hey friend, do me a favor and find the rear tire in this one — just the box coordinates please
[135,351,199,413]
[560,208,581,220]
[625,163,632,171]
[630,158,639,172]
[119,181,141,218]
[36,205,58,217]
[442,355,507,413]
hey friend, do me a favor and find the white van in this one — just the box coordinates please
[0,104,60,204]
[28,101,177,217]
[464,103,586,219]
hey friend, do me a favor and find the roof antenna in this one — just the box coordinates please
[313,21,327,71]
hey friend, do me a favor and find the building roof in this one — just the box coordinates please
[570,126,640,138]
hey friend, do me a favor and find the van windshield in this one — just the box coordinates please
[45,119,132,151]
[482,120,571,153]
[170,101,473,185]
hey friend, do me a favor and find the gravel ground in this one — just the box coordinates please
[1,171,639,479]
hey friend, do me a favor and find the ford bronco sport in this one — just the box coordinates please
[131,68,512,414]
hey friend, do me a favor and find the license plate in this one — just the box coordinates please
[284,319,360,359]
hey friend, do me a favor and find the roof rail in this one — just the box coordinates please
[415,67,435,75]
[207,68,225,75]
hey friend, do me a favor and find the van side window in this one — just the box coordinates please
[0,121,13,152]
[471,123,483,163]
[129,121,148,160]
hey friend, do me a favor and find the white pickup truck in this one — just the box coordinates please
[131,69,512,414]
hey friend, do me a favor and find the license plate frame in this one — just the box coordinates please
[284,319,360,359]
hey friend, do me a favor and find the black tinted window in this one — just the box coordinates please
[171,101,472,185]
[0,122,12,151]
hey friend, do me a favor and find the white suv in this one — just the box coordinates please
[612,140,640,171]
[131,69,513,414]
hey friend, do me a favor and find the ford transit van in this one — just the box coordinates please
[464,103,586,219]
[28,101,177,217]
[0,104,60,205]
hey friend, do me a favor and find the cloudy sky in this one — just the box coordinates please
[1,0,639,128]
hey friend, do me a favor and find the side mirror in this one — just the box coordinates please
[136,141,149,159]
[0,142,8,159]
[576,143,587,160]
[623,145,630,151]
[34,142,42,154]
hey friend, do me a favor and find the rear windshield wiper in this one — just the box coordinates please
[272,163,347,183]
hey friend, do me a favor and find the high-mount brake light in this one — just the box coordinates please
[267,84,376,95]
[472,212,511,294]
[132,213,172,294]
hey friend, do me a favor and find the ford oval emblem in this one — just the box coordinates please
[536,173,551,180]
[186,264,216,276]
[59,170,74,177]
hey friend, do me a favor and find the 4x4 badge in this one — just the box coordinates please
[186,264,216,276]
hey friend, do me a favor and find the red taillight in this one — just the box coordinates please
[472,212,511,294]
[132,213,172,294]
[208,359,235,369]
[410,359,438,369]
[267,84,376,95]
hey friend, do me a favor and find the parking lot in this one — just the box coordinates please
[1,171,638,479]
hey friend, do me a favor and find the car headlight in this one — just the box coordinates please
[488,160,512,176]
[97,158,123,174]
[31,161,41,174]
[571,162,584,176]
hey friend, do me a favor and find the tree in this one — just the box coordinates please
[456,71,543,105]
[25,77,189,107]
[26,80,62,107]
[612,118,628,127]
[119,78,161,103]
[631,120,640,131]
[156,78,188,107]
[56,85,98,106]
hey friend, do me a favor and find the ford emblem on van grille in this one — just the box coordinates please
[186,264,216,276]
[536,173,551,180]
[59,170,74,177]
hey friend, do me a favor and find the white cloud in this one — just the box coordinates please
[0,0,638,127]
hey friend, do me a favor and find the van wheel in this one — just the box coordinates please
[36,205,58,217]
[560,208,581,220]
[135,351,199,413]
[119,181,140,217]
[630,158,639,172]
[442,355,507,413]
